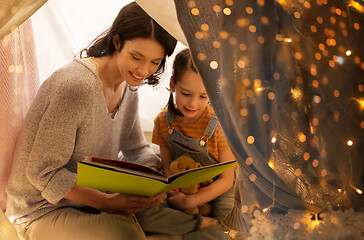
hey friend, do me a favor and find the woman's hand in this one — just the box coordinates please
[65,185,166,215]
[101,192,166,215]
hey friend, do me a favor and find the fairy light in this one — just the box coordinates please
[309,213,321,230]
[191,8,199,15]
[271,137,276,143]
[268,160,274,168]
[210,61,218,69]
[348,0,364,12]
[347,140,353,146]
[223,8,232,15]
[351,185,363,194]
[346,50,352,56]
[352,98,364,110]
[337,56,344,64]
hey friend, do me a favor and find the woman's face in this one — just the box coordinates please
[116,38,165,87]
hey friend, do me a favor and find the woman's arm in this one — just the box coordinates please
[169,149,235,209]
[160,146,174,177]
[119,92,162,169]
[64,184,166,215]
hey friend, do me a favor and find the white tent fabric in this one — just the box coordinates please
[136,0,188,47]
[0,0,47,40]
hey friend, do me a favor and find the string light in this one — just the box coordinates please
[352,98,364,110]
[268,160,274,168]
[351,185,363,194]
[347,0,364,12]
[309,213,321,230]
[184,1,363,237]
[255,87,263,92]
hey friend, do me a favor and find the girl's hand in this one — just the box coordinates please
[102,192,166,215]
[168,191,196,209]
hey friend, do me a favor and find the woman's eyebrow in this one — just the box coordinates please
[131,50,163,60]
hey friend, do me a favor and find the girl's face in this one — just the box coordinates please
[170,70,209,123]
[115,37,165,87]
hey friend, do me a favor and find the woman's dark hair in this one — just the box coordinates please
[168,48,198,116]
[80,2,177,86]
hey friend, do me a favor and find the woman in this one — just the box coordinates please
[5,2,177,240]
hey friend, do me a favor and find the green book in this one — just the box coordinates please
[77,156,237,197]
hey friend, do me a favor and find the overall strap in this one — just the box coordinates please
[203,115,219,138]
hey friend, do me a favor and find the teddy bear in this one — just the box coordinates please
[169,153,213,216]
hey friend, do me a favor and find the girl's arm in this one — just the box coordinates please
[160,146,174,177]
[64,184,166,215]
[169,149,235,209]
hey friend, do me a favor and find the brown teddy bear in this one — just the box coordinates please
[169,153,212,216]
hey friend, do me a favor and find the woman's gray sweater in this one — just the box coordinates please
[5,59,161,224]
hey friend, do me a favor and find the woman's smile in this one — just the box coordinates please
[130,71,144,82]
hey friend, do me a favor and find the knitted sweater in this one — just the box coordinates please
[5,59,161,224]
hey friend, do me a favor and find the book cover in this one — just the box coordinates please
[77,156,237,197]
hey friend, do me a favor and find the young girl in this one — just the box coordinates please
[136,49,235,240]
[5,2,177,240]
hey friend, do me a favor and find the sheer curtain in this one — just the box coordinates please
[0,19,39,211]
[140,0,364,238]
[0,0,129,211]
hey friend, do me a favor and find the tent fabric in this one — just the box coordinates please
[1,0,364,238]
[0,19,39,210]
[136,0,188,47]
[168,0,364,236]
[0,0,47,40]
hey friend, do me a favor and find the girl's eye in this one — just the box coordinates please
[182,92,190,96]
[132,55,140,60]
[152,61,160,65]
[200,96,208,99]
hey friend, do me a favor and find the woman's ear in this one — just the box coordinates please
[112,34,121,51]
[169,78,176,93]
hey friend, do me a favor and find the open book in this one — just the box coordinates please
[77,156,237,197]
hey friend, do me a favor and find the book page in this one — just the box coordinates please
[84,157,165,177]
[166,160,236,182]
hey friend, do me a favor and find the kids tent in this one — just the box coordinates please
[1,0,364,239]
